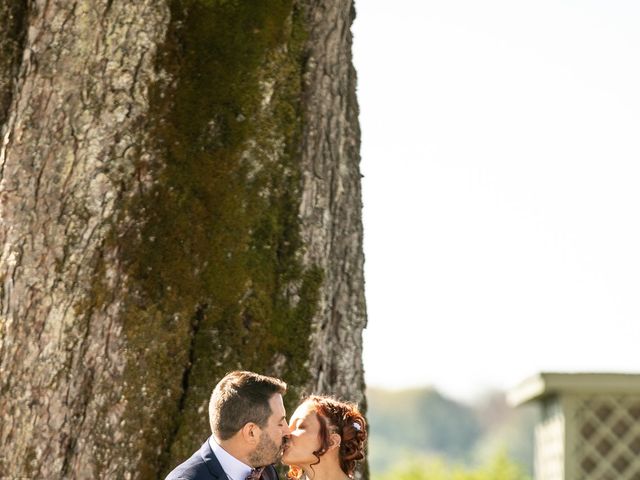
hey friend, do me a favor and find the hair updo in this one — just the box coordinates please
[287,395,367,479]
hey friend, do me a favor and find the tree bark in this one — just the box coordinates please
[0,1,365,479]
[299,0,366,403]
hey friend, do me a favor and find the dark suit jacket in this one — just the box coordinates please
[165,438,280,480]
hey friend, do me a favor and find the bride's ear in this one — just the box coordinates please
[329,432,342,450]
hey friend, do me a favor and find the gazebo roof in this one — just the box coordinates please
[508,372,640,406]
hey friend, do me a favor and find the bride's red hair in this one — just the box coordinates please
[287,395,367,479]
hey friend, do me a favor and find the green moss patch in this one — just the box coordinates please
[102,1,320,477]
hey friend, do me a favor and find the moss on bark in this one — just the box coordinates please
[99,1,319,477]
[0,0,28,127]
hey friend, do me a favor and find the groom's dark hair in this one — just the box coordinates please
[209,371,287,440]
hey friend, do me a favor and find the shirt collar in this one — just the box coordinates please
[209,436,253,480]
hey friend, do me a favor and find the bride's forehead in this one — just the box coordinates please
[291,401,316,420]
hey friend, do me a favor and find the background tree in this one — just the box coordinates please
[0,1,366,478]
[366,387,537,476]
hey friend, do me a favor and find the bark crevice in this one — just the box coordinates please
[159,303,207,476]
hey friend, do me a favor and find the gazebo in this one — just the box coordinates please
[508,372,640,480]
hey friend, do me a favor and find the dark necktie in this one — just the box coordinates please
[246,467,265,480]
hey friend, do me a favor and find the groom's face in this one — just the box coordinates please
[249,393,289,466]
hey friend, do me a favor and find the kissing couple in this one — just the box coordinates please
[166,371,368,480]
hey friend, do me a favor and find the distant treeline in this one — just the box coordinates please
[367,387,538,475]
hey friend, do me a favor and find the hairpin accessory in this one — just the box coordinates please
[353,422,361,432]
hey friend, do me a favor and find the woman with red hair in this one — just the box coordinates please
[282,395,367,480]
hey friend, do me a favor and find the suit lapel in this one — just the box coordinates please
[196,438,280,480]
[262,465,279,480]
[198,439,228,479]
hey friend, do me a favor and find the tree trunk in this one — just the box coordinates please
[0,1,366,479]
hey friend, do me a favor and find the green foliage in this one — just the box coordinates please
[372,452,531,480]
[367,388,537,475]
[367,388,482,470]
[472,397,538,470]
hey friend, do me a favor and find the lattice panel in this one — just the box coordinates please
[573,396,640,480]
[535,413,564,480]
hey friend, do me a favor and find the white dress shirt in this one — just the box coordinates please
[209,436,253,480]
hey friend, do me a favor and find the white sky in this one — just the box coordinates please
[353,0,640,401]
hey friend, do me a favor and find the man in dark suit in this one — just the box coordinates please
[165,371,291,480]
